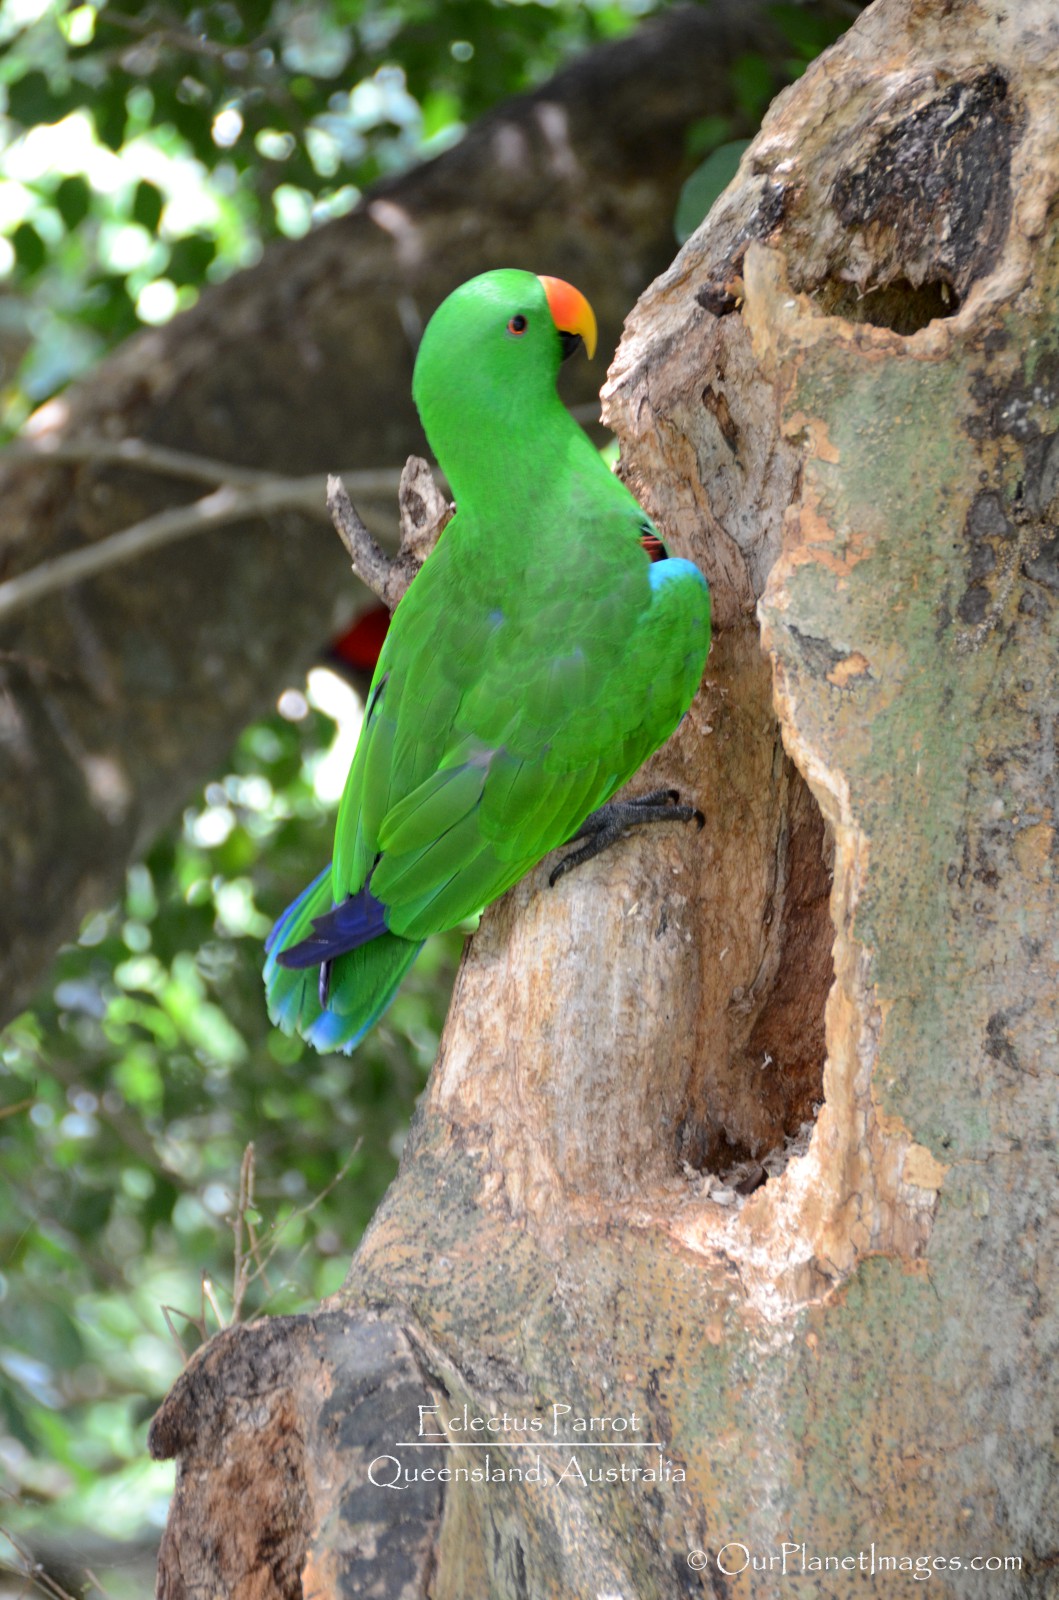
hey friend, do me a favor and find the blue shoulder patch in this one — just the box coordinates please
[649,556,709,592]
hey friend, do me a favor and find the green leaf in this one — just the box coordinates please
[10,222,47,278]
[169,97,217,163]
[54,174,92,231]
[93,89,128,152]
[685,114,731,159]
[675,140,751,244]
[730,51,775,120]
[132,180,165,233]
[81,274,140,339]
[6,70,78,127]
[769,3,848,60]
[166,233,217,285]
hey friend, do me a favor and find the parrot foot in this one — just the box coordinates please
[548,788,704,886]
[318,959,333,1009]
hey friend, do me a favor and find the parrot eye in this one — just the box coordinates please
[507,314,528,336]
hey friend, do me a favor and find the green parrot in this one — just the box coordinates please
[264,269,710,1053]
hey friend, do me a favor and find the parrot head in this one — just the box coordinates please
[411,270,597,468]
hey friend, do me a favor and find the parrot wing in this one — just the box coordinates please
[327,513,709,945]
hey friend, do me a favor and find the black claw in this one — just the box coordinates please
[318,959,333,1009]
[627,787,680,808]
[548,788,706,885]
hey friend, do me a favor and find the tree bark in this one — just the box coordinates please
[0,0,831,1023]
[151,0,1058,1594]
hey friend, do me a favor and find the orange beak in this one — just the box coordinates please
[538,275,598,360]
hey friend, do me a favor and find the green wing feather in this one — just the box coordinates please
[331,452,710,945]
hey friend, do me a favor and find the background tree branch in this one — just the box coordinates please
[0,466,403,623]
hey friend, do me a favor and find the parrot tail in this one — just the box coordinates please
[264,865,423,1054]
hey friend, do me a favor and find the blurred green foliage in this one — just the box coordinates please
[0,683,463,1583]
[0,0,851,1588]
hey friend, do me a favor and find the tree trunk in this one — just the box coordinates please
[0,0,826,1024]
[151,1,1057,1595]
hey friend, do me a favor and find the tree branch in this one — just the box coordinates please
[327,455,451,611]
[326,477,395,600]
[0,457,407,623]
[4,434,400,489]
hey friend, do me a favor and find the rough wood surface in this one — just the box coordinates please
[0,0,819,1025]
[327,455,452,613]
[152,1,1059,1595]
[151,1315,447,1600]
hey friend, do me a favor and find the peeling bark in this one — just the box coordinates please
[153,1,1058,1596]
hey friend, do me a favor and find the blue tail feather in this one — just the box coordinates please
[263,863,422,1054]
[264,864,331,956]
[275,881,389,970]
